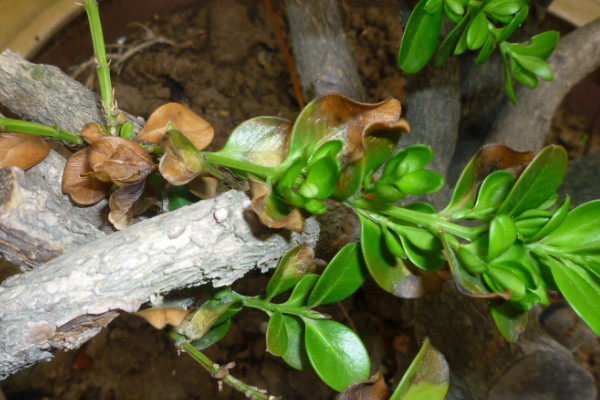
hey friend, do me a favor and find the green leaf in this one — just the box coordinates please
[374,182,405,203]
[467,11,489,51]
[549,258,600,336]
[191,319,231,350]
[489,301,528,343]
[502,48,517,105]
[488,215,518,260]
[390,338,449,400]
[474,33,496,67]
[395,169,444,195]
[457,245,488,274]
[359,214,423,298]
[304,319,370,391]
[511,59,539,89]
[167,185,199,211]
[214,116,289,167]
[497,145,567,217]
[298,156,340,199]
[307,243,368,307]
[509,31,560,59]
[304,198,327,215]
[423,0,443,14]
[383,145,434,180]
[398,0,444,73]
[443,235,496,297]
[445,0,465,15]
[484,264,526,300]
[542,200,600,251]
[472,170,515,214]
[512,54,553,81]
[496,6,528,43]
[266,311,288,356]
[284,274,320,307]
[265,244,315,300]
[281,315,311,370]
[307,140,343,168]
[119,121,134,139]
[382,223,408,259]
[484,1,521,16]
[434,9,471,67]
[527,196,570,241]
[400,234,445,270]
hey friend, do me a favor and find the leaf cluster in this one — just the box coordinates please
[397,0,559,103]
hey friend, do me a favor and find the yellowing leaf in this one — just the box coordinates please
[136,307,191,329]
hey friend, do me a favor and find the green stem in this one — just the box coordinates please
[0,117,82,144]
[350,197,485,241]
[167,330,277,400]
[84,0,115,128]
[228,292,327,320]
[203,152,278,180]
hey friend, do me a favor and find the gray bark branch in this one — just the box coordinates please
[284,0,366,102]
[0,189,318,378]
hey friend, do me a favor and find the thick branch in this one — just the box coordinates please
[0,167,104,268]
[486,17,600,151]
[284,0,366,102]
[0,189,319,378]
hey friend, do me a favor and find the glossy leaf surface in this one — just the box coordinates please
[304,319,370,391]
[497,145,567,217]
[281,315,311,370]
[398,0,444,73]
[265,245,315,300]
[359,214,424,298]
[266,311,288,356]
[308,243,367,307]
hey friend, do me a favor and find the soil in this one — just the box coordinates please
[2,1,600,399]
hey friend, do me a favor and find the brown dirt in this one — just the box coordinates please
[3,1,600,399]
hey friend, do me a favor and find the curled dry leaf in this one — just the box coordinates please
[475,144,534,182]
[89,136,156,186]
[288,94,410,168]
[186,176,220,200]
[79,122,108,145]
[250,179,304,233]
[108,178,147,230]
[336,371,391,400]
[0,132,50,170]
[136,102,214,151]
[136,307,191,329]
[159,129,221,186]
[62,148,111,206]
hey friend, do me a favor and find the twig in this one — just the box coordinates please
[263,0,305,109]
[167,330,280,400]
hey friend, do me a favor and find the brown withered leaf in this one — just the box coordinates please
[186,176,219,200]
[250,179,303,233]
[136,307,191,330]
[89,136,156,186]
[79,122,108,145]
[337,372,391,400]
[136,102,214,151]
[63,148,111,206]
[475,144,534,182]
[159,129,221,186]
[0,132,50,170]
[108,178,147,230]
[287,94,409,168]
